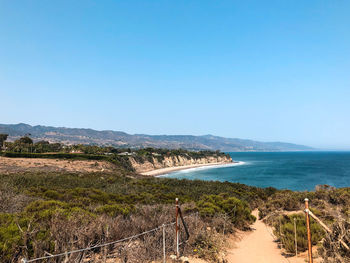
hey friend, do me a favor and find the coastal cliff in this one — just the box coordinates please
[129,154,232,173]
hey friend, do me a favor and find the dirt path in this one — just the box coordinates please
[226,210,305,263]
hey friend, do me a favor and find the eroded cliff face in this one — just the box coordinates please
[129,155,232,173]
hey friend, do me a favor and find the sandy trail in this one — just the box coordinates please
[226,210,304,263]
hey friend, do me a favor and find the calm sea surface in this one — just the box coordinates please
[161,152,350,191]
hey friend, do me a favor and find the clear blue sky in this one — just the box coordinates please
[1,1,349,149]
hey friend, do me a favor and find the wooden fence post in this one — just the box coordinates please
[163,224,166,263]
[103,225,109,263]
[175,198,179,259]
[305,198,313,263]
[279,216,283,249]
[223,213,226,236]
[294,218,298,256]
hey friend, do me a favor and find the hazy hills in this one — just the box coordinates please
[0,123,313,151]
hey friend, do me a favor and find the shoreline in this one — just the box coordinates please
[140,161,237,176]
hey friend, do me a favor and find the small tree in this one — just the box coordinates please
[0,134,8,150]
[13,136,34,153]
[18,136,33,145]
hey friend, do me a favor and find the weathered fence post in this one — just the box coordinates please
[163,224,166,263]
[103,225,109,263]
[294,218,298,256]
[64,251,69,263]
[279,216,283,249]
[223,213,227,236]
[175,198,179,259]
[304,198,313,263]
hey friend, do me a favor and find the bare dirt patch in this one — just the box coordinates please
[0,157,117,174]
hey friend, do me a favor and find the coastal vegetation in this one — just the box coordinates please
[273,213,325,253]
[0,134,253,262]
[2,165,349,262]
[1,135,349,262]
[259,187,350,261]
[0,171,271,262]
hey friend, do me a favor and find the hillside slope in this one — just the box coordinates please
[0,123,313,151]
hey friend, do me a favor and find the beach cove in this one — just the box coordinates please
[161,151,350,191]
[141,161,245,176]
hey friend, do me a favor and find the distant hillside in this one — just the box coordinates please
[0,123,313,151]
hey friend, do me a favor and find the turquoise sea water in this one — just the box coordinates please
[161,152,350,191]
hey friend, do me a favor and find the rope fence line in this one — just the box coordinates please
[24,226,160,263]
[274,198,350,263]
[22,212,192,263]
[24,196,347,263]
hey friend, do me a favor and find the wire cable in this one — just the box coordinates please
[25,214,192,263]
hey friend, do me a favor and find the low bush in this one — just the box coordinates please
[318,220,350,263]
[273,214,325,254]
[197,194,256,230]
[0,171,275,262]
[96,204,134,217]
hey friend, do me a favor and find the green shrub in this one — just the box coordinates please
[96,204,134,217]
[0,170,277,262]
[329,188,350,206]
[273,214,325,254]
[197,194,255,229]
[43,190,63,199]
[193,232,221,261]
[0,213,23,261]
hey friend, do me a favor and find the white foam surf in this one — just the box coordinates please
[158,161,247,177]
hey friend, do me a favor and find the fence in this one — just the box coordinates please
[21,198,192,263]
[20,197,350,263]
[276,198,349,263]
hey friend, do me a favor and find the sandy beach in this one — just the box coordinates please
[140,161,236,176]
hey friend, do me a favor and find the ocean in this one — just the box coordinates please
[160,151,350,191]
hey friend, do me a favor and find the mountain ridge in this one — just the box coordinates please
[0,123,313,151]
